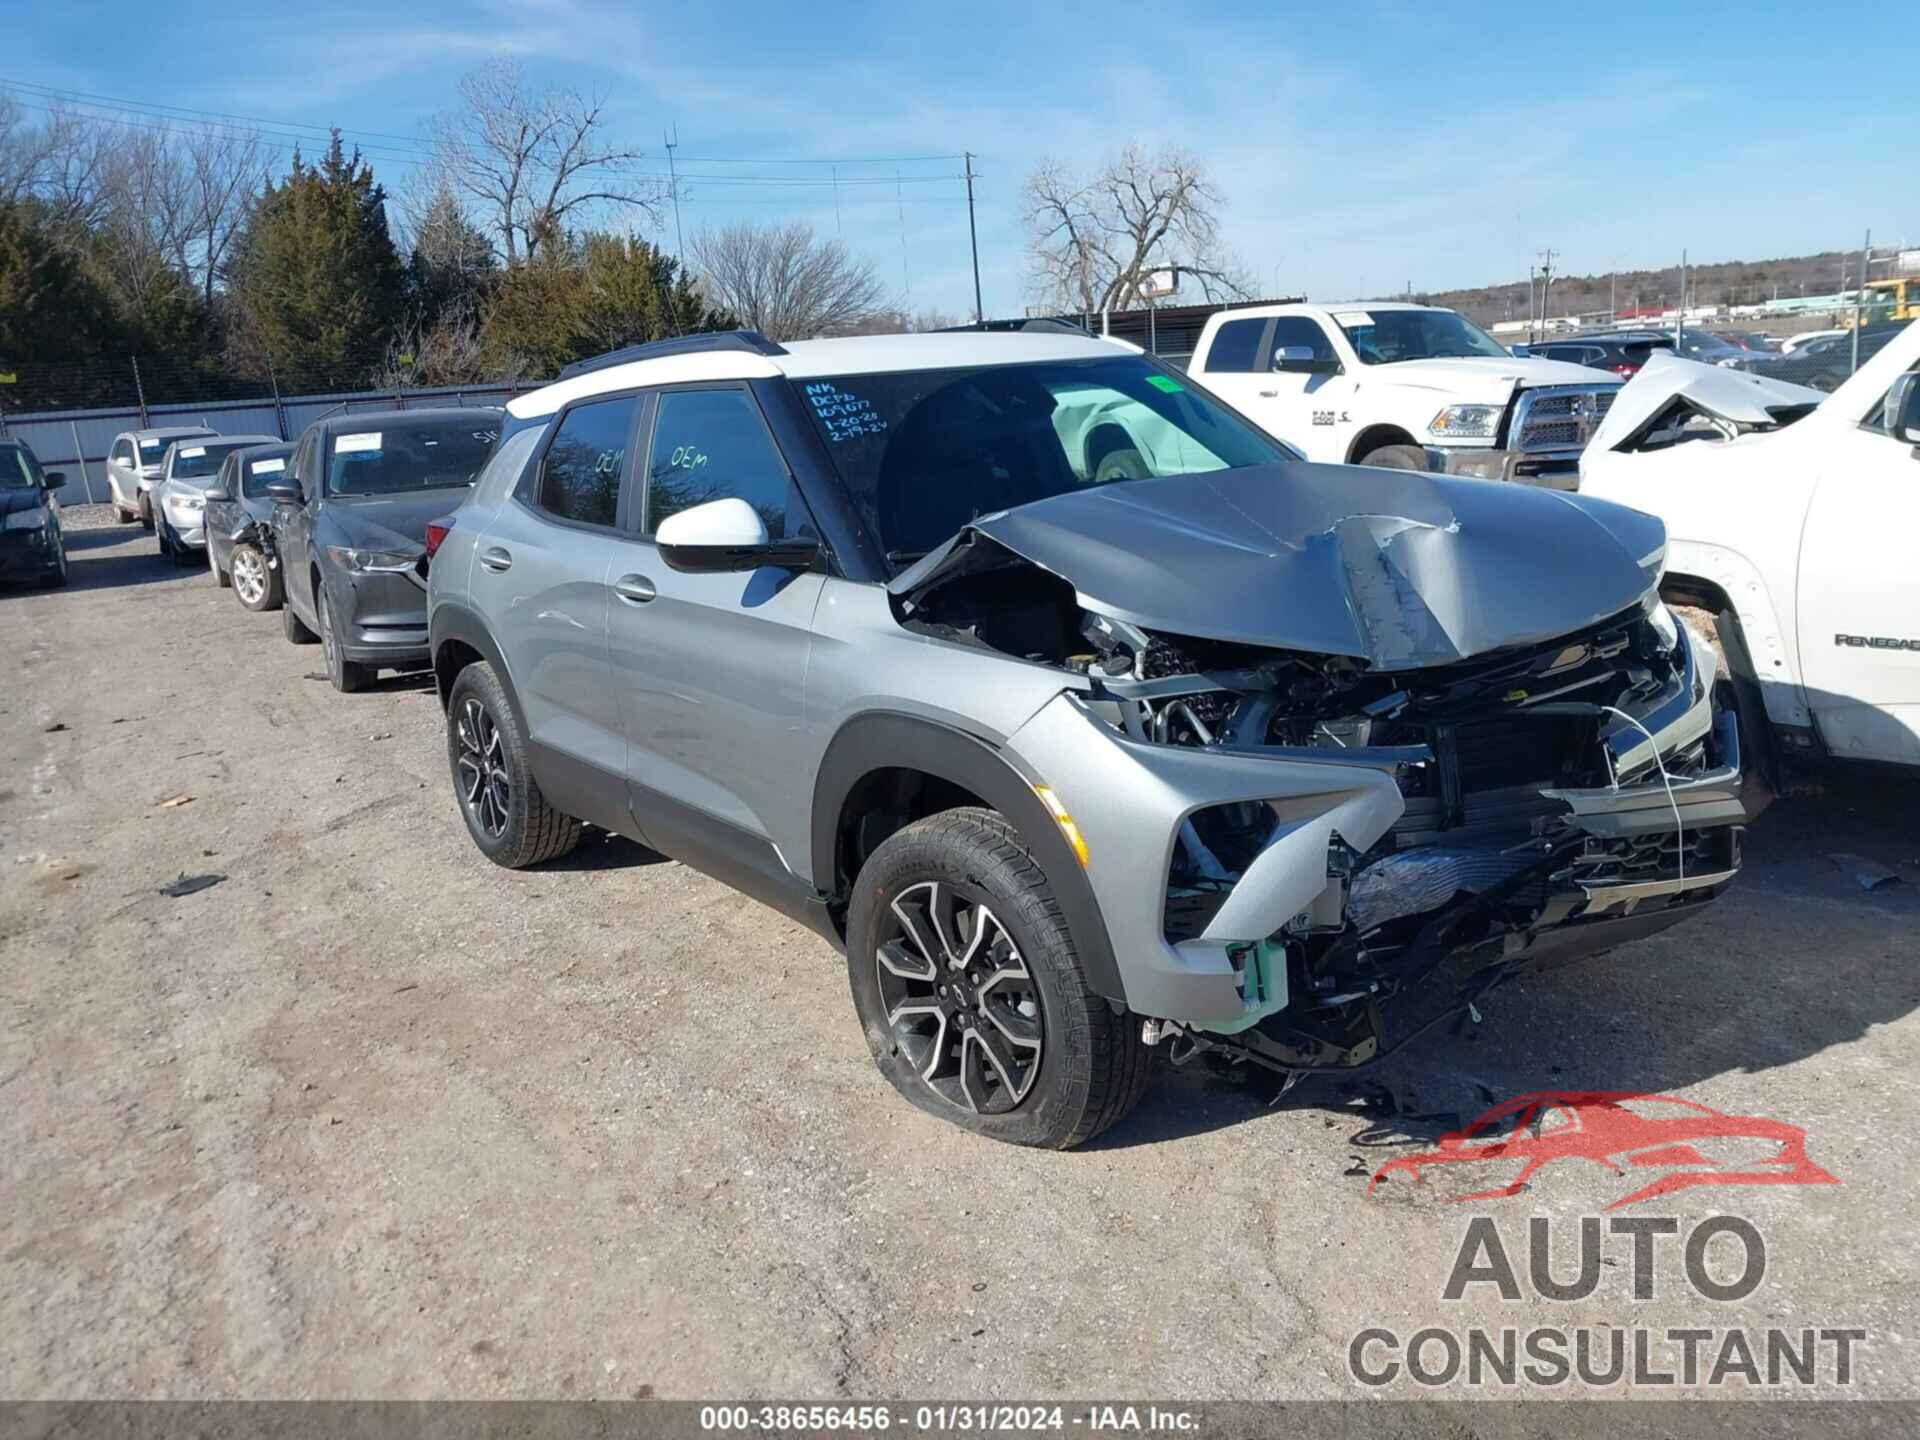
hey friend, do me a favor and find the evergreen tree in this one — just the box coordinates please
[229,133,405,387]
[0,199,124,407]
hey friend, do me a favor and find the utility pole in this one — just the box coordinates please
[1536,249,1558,335]
[1676,249,1687,348]
[1852,228,1870,377]
[963,151,983,325]
[664,124,686,265]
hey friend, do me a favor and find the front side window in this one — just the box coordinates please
[537,396,636,528]
[1266,316,1338,365]
[797,355,1293,563]
[1337,309,1509,364]
[1,446,42,490]
[325,419,497,497]
[643,389,796,538]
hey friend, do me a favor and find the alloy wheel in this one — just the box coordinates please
[874,880,1044,1114]
[455,697,511,838]
[232,549,266,605]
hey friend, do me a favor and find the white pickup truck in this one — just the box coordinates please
[1187,301,1622,487]
[1580,320,1920,773]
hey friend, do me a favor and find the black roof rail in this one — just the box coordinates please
[935,317,1091,336]
[556,330,789,381]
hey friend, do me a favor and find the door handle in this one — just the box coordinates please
[612,573,656,605]
[479,546,513,573]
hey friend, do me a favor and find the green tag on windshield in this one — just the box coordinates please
[1146,374,1184,393]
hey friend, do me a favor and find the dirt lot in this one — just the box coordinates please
[4,519,1918,1401]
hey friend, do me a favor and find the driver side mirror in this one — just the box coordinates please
[655,496,819,573]
[1885,372,1920,447]
[43,472,67,490]
[202,486,231,502]
[1272,346,1341,376]
[264,480,302,504]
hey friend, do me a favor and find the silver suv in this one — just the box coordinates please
[428,329,1750,1148]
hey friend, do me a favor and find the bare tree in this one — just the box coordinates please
[434,60,661,265]
[0,101,112,232]
[1022,144,1250,313]
[180,126,266,303]
[689,220,889,340]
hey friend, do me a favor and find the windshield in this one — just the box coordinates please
[1336,308,1509,364]
[140,434,205,464]
[796,355,1291,562]
[325,419,498,497]
[1,446,43,490]
[169,441,253,480]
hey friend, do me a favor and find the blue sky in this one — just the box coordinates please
[5,0,1911,318]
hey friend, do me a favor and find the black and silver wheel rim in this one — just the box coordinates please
[456,697,510,839]
[232,548,266,605]
[318,591,339,676]
[875,880,1043,1114]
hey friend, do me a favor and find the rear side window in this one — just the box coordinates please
[537,396,636,529]
[1203,318,1265,373]
[643,389,797,538]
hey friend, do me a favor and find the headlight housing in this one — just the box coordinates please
[166,494,205,514]
[1646,599,1680,655]
[1428,404,1503,440]
[326,544,417,574]
[2,508,46,532]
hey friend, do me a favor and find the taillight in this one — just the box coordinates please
[424,517,454,558]
[1611,364,1637,377]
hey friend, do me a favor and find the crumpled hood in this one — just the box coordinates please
[1587,351,1825,454]
[324,489,464,551]
[893,463,1664,670]
[1363,354,1611,400]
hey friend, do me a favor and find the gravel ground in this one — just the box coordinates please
[3,523,1917,1401]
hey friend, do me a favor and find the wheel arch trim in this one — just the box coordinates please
[811,710,1127,1005]
[429,603,528,733]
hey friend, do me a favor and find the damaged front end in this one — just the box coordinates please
[894,467,1749,1074]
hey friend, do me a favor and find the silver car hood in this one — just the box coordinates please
[1587,351,1825,453]
[891,463,1665,670]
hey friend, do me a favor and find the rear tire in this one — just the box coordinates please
[846,807,1151,1148]
[446,661,582,868]
[1359,443,1428,471]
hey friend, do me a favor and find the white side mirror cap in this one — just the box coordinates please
[654,496,768,550]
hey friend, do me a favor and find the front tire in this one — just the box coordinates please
[1358,443,1427,471]
[846,807,1150,1148]
[317,586,374,693]
[230,543,281,611]
[446,661,582,868]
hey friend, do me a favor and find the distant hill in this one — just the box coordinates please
[1393,251,1864,329]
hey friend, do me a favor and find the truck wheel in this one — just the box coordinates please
[846,807,1151,1148]
[445,661,582,868]
[1359,443,1427,471]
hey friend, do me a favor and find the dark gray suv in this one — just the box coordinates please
[428,330,1751,1148]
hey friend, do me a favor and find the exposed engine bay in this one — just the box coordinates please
[895,525,1748,1077]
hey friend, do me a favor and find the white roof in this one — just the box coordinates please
[507,331,1136,419]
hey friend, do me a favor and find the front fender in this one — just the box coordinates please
[811,710,1126,1006]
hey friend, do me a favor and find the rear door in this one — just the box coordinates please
[609,384,826,856]
[204,455,242,569]
[474,393,639,831]
[1795,357,1920,765]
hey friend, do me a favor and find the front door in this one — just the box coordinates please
[609,385,825,867]
[1796,361,1920,765]
[274,431,323,624]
